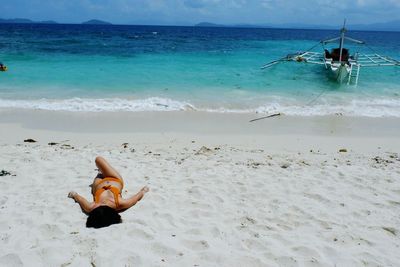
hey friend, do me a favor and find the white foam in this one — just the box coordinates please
[0,97,195,112]
[252,98,400,117]
[1,97,400,117]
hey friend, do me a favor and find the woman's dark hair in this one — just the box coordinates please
[86,206,122,228]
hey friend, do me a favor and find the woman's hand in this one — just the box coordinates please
[118,186,150,211]
[141,186,150,194]
[137,186,149,201]
[68,191,77,199]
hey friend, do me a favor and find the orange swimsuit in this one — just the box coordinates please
[94,177,123,209]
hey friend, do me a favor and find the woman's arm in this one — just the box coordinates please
[68,191,96,214]
[118,186,149,211]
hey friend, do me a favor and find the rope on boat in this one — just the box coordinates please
[249,113,281,122]
[248,87,330,123]
[364,43,380,55]
[305,87,329,106]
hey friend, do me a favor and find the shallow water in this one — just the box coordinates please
[0,24,399,116]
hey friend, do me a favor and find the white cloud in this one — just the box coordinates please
[2,0,399,25]
[183,0,222,9]
[260,0,274,9]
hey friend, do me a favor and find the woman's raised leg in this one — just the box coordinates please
[95,156,124,183]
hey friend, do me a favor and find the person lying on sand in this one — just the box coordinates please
[68,156,149,228]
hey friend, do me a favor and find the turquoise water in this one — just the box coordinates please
[0,24,399,116]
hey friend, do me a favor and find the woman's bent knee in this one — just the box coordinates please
[95,156,105,164]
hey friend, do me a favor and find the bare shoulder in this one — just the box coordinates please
[88,202,100,211]
[116,198,130,211]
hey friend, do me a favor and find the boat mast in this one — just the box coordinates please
[339,19,346,63]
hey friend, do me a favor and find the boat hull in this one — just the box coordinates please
[328,63,350,83]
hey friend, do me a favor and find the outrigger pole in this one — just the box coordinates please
[260,54,297,69]
[260,42,321,70]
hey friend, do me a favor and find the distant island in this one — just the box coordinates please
[195,22,224,27]
[81,19,112,25]
[0,18,57,24]
[0,18,112,25]
[0,17,398,31]
[195,20,400,32]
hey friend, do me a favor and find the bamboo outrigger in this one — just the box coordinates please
[261,20,400,85]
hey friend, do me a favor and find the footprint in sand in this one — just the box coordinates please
[39,223,64,237]
[118,255,142,266]
[242,238,267,251]
[0,196,8,206]
[214,195,224,203]
[151,242,179,256]
[184,228,203,236]
[292,246,321,259]
[187,208,213,219]
[274,256,299,267]
[186,186,203,199]
[182,239,209,251]
[39,245,73,266]
[0,254,23,267]
[127,228,154,241]
[304,193,331,204]
[153,212,176,227]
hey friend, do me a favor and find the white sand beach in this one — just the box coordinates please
[1,110,400,266]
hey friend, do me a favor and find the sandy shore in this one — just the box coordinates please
[1,110,400,266]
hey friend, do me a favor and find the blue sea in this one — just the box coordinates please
[0,24,399,116]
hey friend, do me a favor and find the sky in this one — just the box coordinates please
[1,0,400,26]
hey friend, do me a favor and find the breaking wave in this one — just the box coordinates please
[1,97,400,117]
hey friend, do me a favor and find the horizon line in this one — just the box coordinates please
[0,18,399,32]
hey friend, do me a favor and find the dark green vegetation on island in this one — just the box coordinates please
[0,18,112,25]
[0,18,57,24]
[81,19,112,25]
[195,22,224,27]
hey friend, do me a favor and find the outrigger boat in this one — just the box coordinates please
[261,21,400,85]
